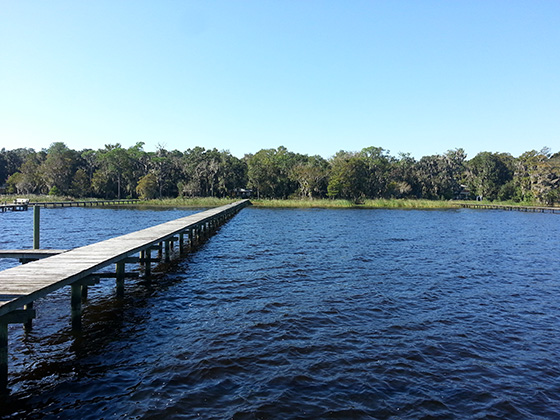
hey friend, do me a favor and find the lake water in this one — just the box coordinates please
[0,206,559,419]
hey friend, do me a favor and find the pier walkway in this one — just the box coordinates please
[0,200,250,391]
[1,199,140,212]
[29,199,140,209]
[460,203,560,214]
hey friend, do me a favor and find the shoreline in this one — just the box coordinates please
[1,194,547,210]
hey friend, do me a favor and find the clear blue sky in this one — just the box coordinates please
[1,0,559,160]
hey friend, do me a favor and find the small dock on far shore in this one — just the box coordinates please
[0,199,251,392]
[0,199,30,213]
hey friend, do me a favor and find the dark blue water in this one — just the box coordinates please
[1,206,560,419]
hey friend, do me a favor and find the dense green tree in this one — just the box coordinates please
[80,149,99,179]
[91,168,114,198]
[514,149,560,204]
[149,146,174,198]
[126,142,149,195]
[6,151,46,194]
[179,147,214,197]
[414,149,466,199]
[358,146,394,198]
[216,151,248,197]
[0,148,37,185]
[467,152,514,200]
[386,153,418,198]
[136,173,158,199]
[0,153,6,185]
[247,146,305,198]
[6,172,23,194]
[40,142,79,195]
[95,143,142,198]
[327,154,368,202]
[18,153,45,194]
[70,168,92,197]
[290,155,329,199]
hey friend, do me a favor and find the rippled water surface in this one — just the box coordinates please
[1,206,560,419]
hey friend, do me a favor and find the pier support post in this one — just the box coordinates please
[145,248,151,277]
[23,302,33,331]
[188,229,193,248]
[0,322,7,392]
[81,285,89,300]
[33,206,40,249]
[71,283,82,330]
[164,240,171,263]
[1,309,37,391]
[116,262,125,298]
[179,233,184,255]
[157,243,163,260]
[77,277,99,302]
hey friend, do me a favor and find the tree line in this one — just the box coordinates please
[1,142,559,204]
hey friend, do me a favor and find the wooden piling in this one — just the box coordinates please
[23,302,33,331]
[71,283,82,330]
[145,248,152,277]
[179,233,185,255]
[164,240,171,263]
[116,262,125,298]
[33,206,40,249]
[0,322,7,392]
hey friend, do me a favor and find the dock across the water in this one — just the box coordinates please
[29,199,140,208]
[0,199,251,391]
[460,203,560,214]
[0,199,140,212]
[0,199,30,212]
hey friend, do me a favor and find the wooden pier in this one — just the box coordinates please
[0,199,29,213]
[0,199,140,212]
[459,203,560,214]
[0,200,251,391]
[28,199,140,209]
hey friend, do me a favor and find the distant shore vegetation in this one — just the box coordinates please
[1,143,559,206]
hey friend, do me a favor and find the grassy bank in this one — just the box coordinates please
[136,197,239,207]
[2,194,546,209]
[250,198,464,209]
[133,197,465,209]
